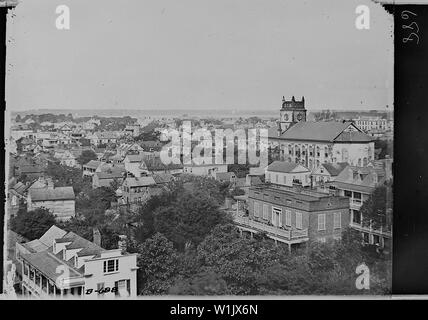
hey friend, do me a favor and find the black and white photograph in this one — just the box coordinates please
[3,0,413,302]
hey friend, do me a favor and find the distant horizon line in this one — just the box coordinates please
[10,106,393,114]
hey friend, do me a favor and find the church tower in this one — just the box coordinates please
[279,95,307,133]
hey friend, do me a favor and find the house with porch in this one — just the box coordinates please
[327,165,392,249]
[15,225,138,298]
[233,184,350,251]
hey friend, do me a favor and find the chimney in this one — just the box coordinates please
[293,181,303,193]
[373,171,378,185]
[118,235,127,253]
[93,228,101,247]
[47,178,54,189]
[348,167,354,181]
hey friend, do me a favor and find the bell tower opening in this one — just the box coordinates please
[279,95,307,134]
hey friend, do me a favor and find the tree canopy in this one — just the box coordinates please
[359,184,392,229]
[77,150,98,166]
[10,208,56,240]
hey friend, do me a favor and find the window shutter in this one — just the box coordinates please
[318,214,326,231]
[286,210,291,226]
[296,212,302,229]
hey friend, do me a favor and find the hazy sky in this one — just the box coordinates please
[6,0,393,112]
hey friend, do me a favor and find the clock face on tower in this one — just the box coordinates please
[283,113,289,121]
[296,112,304,121]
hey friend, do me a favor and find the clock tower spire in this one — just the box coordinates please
[279,95,307,133]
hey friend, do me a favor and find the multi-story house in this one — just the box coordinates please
[53,149,80,168]
[234,184,350,251]
[8,180,30,217]
[121,176,158,204]
[353,116,392,132]
[89,132,118,146]
[265,161,311,187]
[124,125,141,137]
[144,156,183,175]
[16,165,46,180]
[27,185,75,222]
[268,96,375,170]
[42,138,59,151]
[124,154,149,177]
[15,225,138,298]
[328,165,392,249]
[58,124,73,135]
[92,169,125,189]
[70,128,85,142]
[83,160,108,177]
[10,126,34,141]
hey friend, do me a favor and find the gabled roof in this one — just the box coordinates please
[29,187,75,201]
[24,239,49,253]
[39,225,68,247]
[319,162,348,177]
[11,181,29,195]
[332,165,386,193]
[62,231,105,256]
[19,165,45,174]
[152,173,174,184]
[94,132,117,139]
[333,131,374,142]
[269,121,374,143]
[215,172,236,181]
[20,251,82,281]
[145,157,183,171]
[83,160,103,169]
[94,171,124,180]
[125,154,144,163]
[266,161,309,173]
[124,176,156,187]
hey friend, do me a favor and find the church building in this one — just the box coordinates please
[268,96,375,171]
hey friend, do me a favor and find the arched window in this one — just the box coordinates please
[363,157,368,166]
[309,159,313,170]
[316,160,320,168]
[357,159,361,166]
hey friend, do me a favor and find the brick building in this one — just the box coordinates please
[234,184,350,251]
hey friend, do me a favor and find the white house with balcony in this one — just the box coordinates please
[328,165,392,248]
[15,226,138,299]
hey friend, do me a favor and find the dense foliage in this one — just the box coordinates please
[359,184,393,229]
[77,150,98,166]
[133,224,391,295]
[10,208,56,240]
